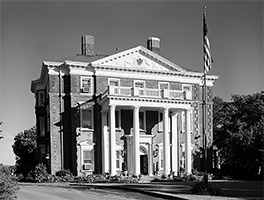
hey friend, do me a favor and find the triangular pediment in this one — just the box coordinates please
[92,46,186,72]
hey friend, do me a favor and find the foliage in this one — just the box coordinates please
[191,182,222,196]
[0,164,19,200]
[12,127,38,177]
[213,91,264,179]
[25,163,49,182]
[55,169,72,177]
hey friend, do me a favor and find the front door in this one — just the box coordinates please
[140,155,148,175]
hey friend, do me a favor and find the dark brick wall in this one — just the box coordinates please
[49,93,62,174]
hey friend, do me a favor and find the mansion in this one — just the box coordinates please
[31,35,218,176]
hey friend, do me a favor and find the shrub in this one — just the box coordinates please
[183,174,198,181]
[191,182,222,196]
[24,163,49,182]
[0,165,19,200]
[55,169,72,177]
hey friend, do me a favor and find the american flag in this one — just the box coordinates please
[203,7,213,74]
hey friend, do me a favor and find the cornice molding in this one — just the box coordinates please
[108,96,193,105]
[92,46,186,73]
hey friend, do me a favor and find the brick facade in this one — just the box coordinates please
[31,38,218,176]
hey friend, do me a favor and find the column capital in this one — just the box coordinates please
[162,107,170,112]
[132,105,141,110]
[109,104,116,109]
[171,111,179,116]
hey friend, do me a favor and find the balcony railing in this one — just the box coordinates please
[108,85,189,100]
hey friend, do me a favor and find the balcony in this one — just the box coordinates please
[106,85,190,100]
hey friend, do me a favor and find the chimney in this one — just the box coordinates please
[81,35,95,56]
[147,37,160,54]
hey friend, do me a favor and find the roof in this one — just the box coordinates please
[54,54,108,63]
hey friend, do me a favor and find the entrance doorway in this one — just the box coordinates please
[140,155,148,175]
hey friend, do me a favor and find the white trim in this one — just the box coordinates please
[70,68,94,76]
[43,61,64,66]
[80,145,94,171]
[116,146,122,170]
[95,69,217,86]
[92,46,186,72]
[65,60,89,67]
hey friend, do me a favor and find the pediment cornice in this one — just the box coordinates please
[91,46,186,73]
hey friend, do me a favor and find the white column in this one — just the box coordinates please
[148,143,153,176]
[133,106,140,175]
[163,107,170,175]
[126,135,133,173]
[171,112,178,176]
[101,111,109,173]
[185,109,192,175]
[109,105,116,175]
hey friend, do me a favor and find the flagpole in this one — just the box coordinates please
[203,6,208,185]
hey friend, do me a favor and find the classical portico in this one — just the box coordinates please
[100,92,194,176]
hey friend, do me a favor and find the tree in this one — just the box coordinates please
[213,91,264,179]
[0,164,18,200]
[12,127,38,177]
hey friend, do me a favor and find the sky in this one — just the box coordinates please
[0,0,263,165]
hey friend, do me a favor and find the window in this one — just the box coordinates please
[38,91,45,107]
[116,150,120,169]
[160,147,164,169]
[139,111,145,130]
[182,84,192,99]
[108,78,120,87]
[134,80,145,88]
[134,80,145,95]
[159,82,169,90]
[81,77,92,93]
[83,149,93,170]
[81,109,92,129]
[39,117,45,136]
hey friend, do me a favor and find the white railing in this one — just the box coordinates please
[108,85,186,100]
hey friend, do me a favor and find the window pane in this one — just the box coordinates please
[82,110,91,128]
[135,82,144,88]
[110,80,119,86]
[38,91,45,107]
[116,151,120,168]
[39,117,45,136]
[83,150,92,164]
[82,78,91,93]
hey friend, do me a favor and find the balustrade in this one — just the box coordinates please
[108,85,187,100]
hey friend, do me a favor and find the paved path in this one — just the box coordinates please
[18,183,164,200]
[73,180,263,200]
[18,180,264,200]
